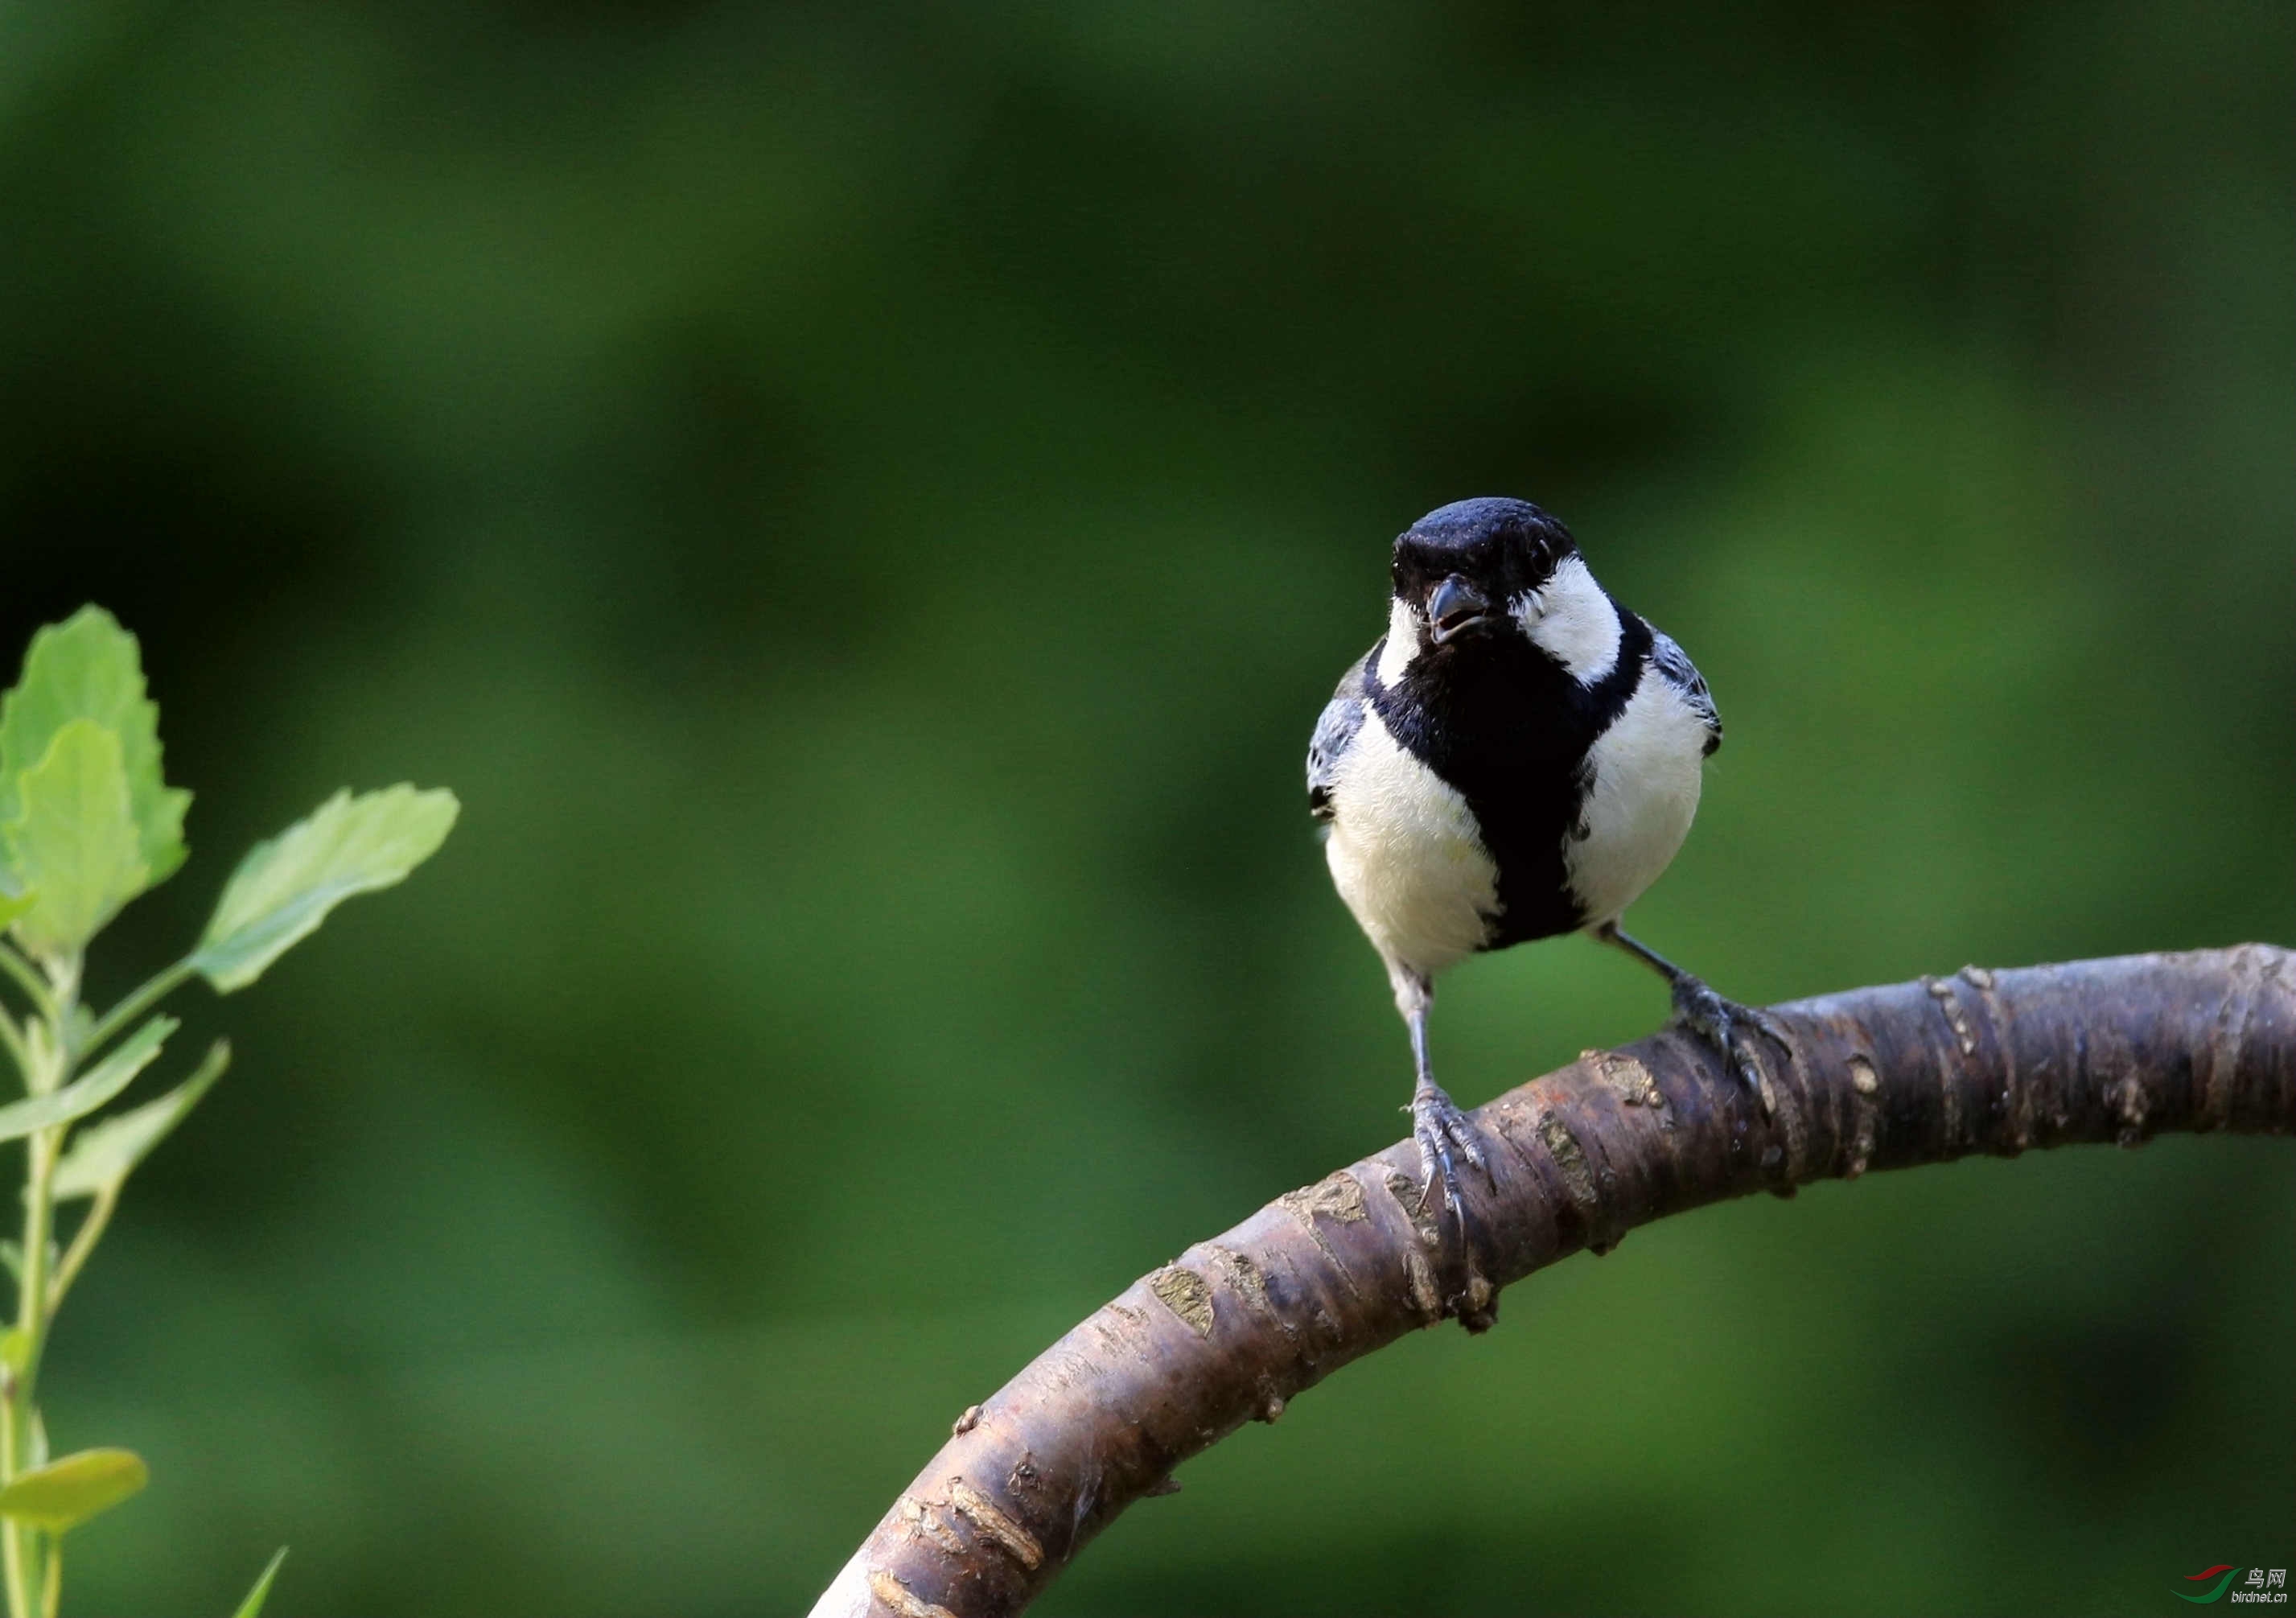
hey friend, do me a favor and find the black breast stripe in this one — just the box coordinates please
[1365,611,1652,949]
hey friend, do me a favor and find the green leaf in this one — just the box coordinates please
[0,1015,175,1145]
[0,606,189,891]
[229,1548,288,1618]
[193,786,459,992]
[56,1040,228,1200]
[4,721,149,960]
[0,1448,147,1534]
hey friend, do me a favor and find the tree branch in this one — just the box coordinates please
[813,945,2295,1618]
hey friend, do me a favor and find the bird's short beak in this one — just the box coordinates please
[1427,574,1493,644]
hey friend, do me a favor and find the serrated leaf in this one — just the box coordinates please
[0,606,189,891]
[193,786,458,992]
[229,1548,288,1618]
[0,1448,147,1534]
[0,1015,175,1146]
[4,721,150,960]
[56,1040,228,1200]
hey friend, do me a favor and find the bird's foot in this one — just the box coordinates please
[1404,1079,1498,1331]
[1669,974,1783,1114]
[1409,1078,1490,1217]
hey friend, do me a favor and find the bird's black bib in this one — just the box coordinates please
[1364,611,1653,949]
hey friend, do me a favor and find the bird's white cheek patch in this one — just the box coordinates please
[1566,670,1708,926]
[1374,598,1420,687]
[1515,556,1622,685]
[1323,710,1498,979]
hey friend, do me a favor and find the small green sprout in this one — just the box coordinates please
[0,607,455,1618]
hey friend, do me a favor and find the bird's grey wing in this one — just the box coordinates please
[1306,650,1373,821]
[1648,629,1722,755]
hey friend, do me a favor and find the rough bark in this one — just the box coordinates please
[813,945,2295,1618]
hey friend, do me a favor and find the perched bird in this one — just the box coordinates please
[1307,496,1774,1219]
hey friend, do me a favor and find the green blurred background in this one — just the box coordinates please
[2,2,2290,1613]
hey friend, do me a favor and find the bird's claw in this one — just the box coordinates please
[1409,1080,1490,1216]
[1669,975,1780,1114]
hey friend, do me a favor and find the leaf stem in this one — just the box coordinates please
[47,1037,228,1326]
[2,970,73,1618]
[4,1132,58,1618]
[44,1187,117,1326]
[0,1017,26,1090]
[0,1450,19,1618]
[80,960,193,1067]
[0,953,47,1027]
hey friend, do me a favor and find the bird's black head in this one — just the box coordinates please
[1389,497,1578,648]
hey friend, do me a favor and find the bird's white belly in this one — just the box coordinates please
[1323,710,1497,980]
[1565,670,1708,928]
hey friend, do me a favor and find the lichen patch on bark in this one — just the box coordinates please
[868,1569,958,1618]
[895,1494,965,1557]
[1583,1048,1660,1106]
[1280,1170,1368,1225]
[1537,1111,1598,1208]
[1148,1266,1215,1338]
[948,1479,1043,1569]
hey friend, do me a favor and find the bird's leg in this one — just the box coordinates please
[1391,969,1489,1218]
[1592,921,1783,1113]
